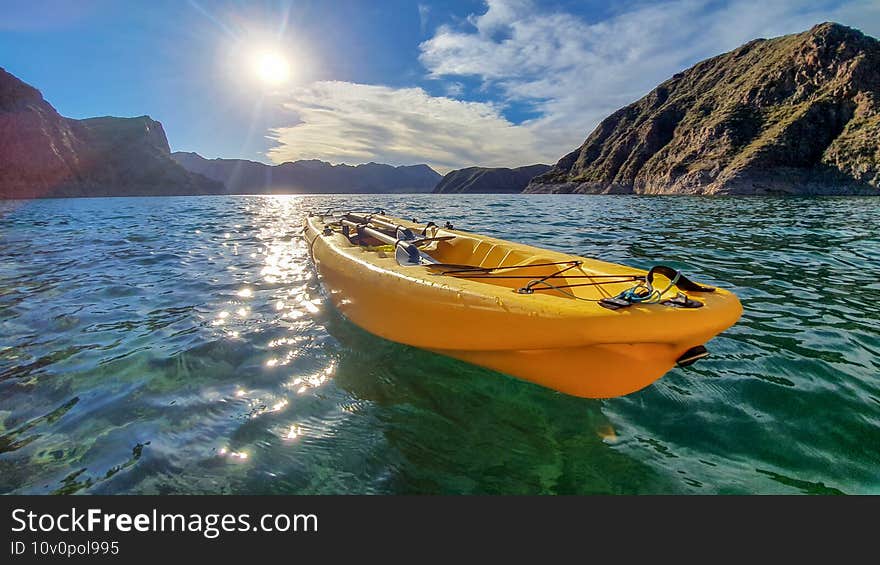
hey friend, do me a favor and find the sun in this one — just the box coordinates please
[253,51,290,86]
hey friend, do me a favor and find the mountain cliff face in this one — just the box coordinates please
[526,23,880,195]
[432,164,551,194]
[0,68,222,199]
[172,152,441,194]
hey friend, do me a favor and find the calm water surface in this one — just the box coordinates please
[1,194,878,494]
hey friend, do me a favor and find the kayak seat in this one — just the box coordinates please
[424,234,611,294]
[428,236,530,267]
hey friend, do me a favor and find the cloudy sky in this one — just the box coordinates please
[3,0,880,173]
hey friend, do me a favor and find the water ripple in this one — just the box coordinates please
[0,194,878,494]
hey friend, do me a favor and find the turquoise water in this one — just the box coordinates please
[1,194,878,494]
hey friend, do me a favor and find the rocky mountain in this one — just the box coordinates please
[526,23,880,195]
[0,68,222,199]
[172,152,441,194]
[432,164,551,194]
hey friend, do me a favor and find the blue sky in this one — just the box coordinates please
[2,0,879,173]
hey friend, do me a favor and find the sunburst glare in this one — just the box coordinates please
[253,50,291,85]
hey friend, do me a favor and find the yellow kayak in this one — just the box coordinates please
[303,212,742,398]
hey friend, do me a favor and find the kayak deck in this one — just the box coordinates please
[304,212,742,398]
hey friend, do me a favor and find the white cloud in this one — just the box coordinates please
[444,81,465,97]
[420,0,880,161]
[266,0,880,172]
[266,81,552,174]
[418,3,431,35]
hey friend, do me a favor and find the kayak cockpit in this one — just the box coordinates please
[318,211,683,302]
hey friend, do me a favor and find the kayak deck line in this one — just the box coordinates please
[303,211,742,398]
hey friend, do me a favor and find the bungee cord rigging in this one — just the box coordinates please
[310,210,713,309]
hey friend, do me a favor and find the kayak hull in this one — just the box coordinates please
[432,343,678,398]
[304,213,742,398]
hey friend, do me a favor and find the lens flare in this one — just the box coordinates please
[254,51,290,85]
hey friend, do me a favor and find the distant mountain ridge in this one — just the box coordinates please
[172,152,441,194]
[0,68,222,199]
[527,22,880,195]
[432,164,551,194]
[0,67,440,199]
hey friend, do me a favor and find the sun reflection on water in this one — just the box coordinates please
[285,425,303,441]
[288,361,337,395]
[198,196,331,474]
[270,399,289,412]
[219,447,249,461]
